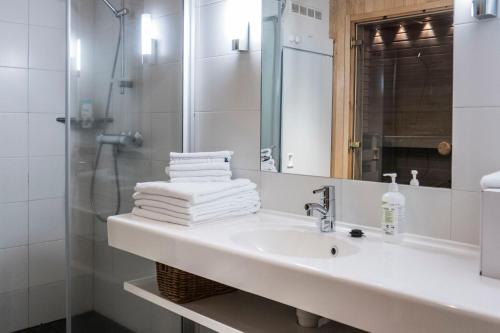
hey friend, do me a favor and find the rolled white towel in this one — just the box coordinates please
[169,162,230,172]
[132,202,260,226]
[168,169,232,178]
[134,179,255,204]
[481,171,500,190]
[170,151,233,161]
[170,176,231,183]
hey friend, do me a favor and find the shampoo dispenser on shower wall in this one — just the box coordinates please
[381,173,405,243]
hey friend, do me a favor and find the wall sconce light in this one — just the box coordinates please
[232,22,249,52]
[141,13,157,63]
[472,0,497,19]
[228,0,250,52]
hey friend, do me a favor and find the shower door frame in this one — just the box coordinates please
[65,0,195,332]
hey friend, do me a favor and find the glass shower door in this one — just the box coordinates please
[68,0,184,331]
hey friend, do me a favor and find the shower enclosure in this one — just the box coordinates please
[68,0,185,331]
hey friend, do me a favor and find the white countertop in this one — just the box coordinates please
[108,210,500,333]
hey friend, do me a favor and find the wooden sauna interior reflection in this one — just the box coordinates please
[355,12,453,188]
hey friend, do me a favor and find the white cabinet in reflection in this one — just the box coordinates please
[280,47,332,177]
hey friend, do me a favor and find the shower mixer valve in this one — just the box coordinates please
[96,131,143,148]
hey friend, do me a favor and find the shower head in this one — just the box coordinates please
[101,0,129,18]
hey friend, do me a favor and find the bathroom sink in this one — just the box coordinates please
[230,228,360,258]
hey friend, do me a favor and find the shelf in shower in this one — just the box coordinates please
[382,135,451,149]
[124,276,350,333]
[55,117,114,129]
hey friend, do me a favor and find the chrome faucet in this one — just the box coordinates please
[304,185,336,232]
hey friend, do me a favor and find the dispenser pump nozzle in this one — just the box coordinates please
[383,173,399,192]
[410,170,420,186]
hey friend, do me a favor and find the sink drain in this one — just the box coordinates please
[330,246,338,256]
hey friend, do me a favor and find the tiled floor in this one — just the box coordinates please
[14,312,132,333]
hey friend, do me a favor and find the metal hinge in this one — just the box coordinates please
[350,39,363,48]
[349,141,361,149]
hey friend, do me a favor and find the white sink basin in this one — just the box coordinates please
[108,210,500,333]
[230,228,360,258]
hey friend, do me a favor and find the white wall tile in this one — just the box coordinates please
[0,202,28,248]
[0,158,28,203]
[28,281,65,326]
[152,160,170,180]
[29,113,65,156]
[146,63,183,113]
[29,198,65,244]
[28,156,65,200]
[0,22,28,68]
[0,289,29,333]
[0,114,28,157]
[28,69,65,113]
[28,240,65,286]
[451,190,480,244]
[0,68,28,113]
[194,111,260,170]
[0,246,28,293]
[261,172,341,216]
[400,185,451,239]
[196,0,261,59]
[151,113,182,161]
[29,0,66,29]
[29,26,65,71]
[454,20,500,107]
[453,107,500,191]
[145,0,182,17]
[0,0,28,24]
[71,274,93,316]
[341,180,386,228]
[155,13,183,65]
[195,52,261,111]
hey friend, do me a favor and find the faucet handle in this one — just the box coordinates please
[313,186,327,195]
[312,185,335,195]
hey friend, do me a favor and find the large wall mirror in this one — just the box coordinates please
[260,0,454,188]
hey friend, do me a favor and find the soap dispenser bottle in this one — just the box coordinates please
[381,173,406,243]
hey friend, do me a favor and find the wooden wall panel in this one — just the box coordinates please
[329,0,453,178]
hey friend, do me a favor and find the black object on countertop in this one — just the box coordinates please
[349,229,365,238]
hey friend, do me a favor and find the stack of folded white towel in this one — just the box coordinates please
[132,179,260,226]
[167,151,233,183]
[261,148,277,172]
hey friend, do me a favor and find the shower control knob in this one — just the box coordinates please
[132,131,143,148]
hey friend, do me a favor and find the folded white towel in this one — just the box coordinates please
[170,176,232,183]
[132,203,260,226]
[170,158,227,165]
[134,179,255,204]
[169,162,230,172]
[135,191,260,215]
[138,198,260,220]
[169,170,232,178]
[170,151,233,161]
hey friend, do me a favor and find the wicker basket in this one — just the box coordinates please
[155,262,236,303]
